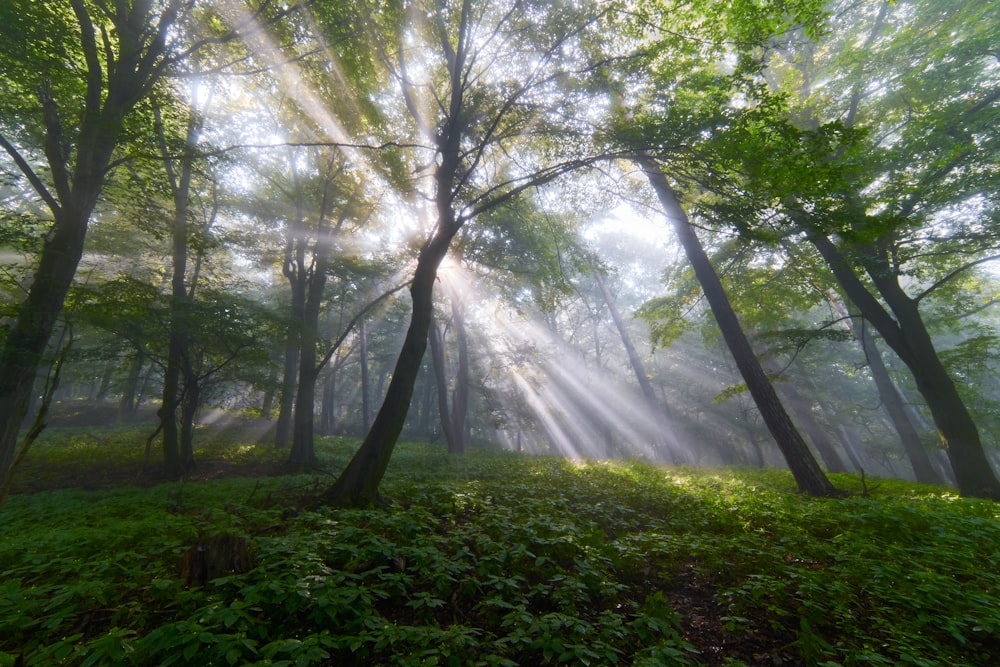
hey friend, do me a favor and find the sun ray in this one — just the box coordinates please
[438,264,696,463]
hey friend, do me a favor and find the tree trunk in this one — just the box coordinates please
[828,295,943,485]
[417,361,435,438]
[155,95,202,479]
[288,161,341,467]
[94,361,114,402]
[595,272,659,408]
[180,371,199,470]
[319,367,336,435]
[359,319,372,433]
[749,334,849,473]
[811,233,1000,499]
[324,226,458,506]
[0,187,102,494]
[289,354,318,467]
[781,382,849,473]
[157,190,191,478]
[449,290,469,454]
[260,361,277,420]
[117,350,144,423]
[641,158,840,496]
[429,317,459,449]
[595,271,681,462]
[289,273,326,467]
[275,285,303,449]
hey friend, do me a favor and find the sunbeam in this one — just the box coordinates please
[437,264,697,464]
[213,0,386,181]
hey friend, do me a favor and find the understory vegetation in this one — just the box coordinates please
[2,429,998,666]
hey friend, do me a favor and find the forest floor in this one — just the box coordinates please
[2,421,999,666]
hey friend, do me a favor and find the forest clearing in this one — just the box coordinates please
[2,423,999,666]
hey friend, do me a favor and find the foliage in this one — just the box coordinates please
[1,431,998,665]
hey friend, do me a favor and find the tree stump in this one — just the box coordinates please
[180,535,253,586]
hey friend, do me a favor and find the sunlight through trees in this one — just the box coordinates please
[2,0,999,503]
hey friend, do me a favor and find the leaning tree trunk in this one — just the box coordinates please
[595,271,683,462]
[324,225,458,506]
[641,158,840,496]
[811,233,1000,500]
[827,294,943,485]
[750,333,849,473]
[0,209,87,492]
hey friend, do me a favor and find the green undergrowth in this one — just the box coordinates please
[1,433,999,666]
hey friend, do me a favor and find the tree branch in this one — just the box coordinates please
[914,253,1000,304]
[316,280,412,373]
[0,134,61,215]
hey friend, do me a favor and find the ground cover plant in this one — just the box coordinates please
[1,429,999,666]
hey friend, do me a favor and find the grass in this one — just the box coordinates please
[1,428,999,665]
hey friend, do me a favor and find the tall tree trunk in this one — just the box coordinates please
[288,271,326,467]
[359,319,372,432]
[288,159,343,467]
[641,158,840,496]
[324,224,458,506]
[155,93,203,479]
[750,334,848,473]
[289,346,318,467]
[828,295,943,485]
[275,276,304,449]
[811,233,1000,499]
[449,290,469,454]
[180,371,199,470]
[429,318,459,449]
[157,183,191,477]
[595,271,681,461]
[261,385,275,421]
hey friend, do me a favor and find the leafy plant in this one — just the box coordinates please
[2,432,998,665]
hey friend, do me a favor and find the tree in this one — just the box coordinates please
[718,0,1000,498]
[154,79,216,477]
[827,295,944,485]
[0,0,298,496]
[428,272,471,454]
[0,0,193,496]
[594,270,686,462]
[640,157,841,496]
[323,0,607,506]
[288,160,369,468]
